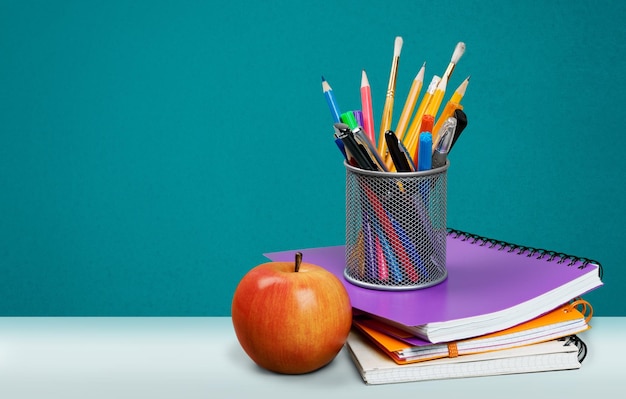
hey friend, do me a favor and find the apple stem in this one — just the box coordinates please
[295,252,302,272]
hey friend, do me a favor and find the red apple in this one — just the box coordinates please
[231,252,352,374]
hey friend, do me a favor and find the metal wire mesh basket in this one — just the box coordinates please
[344,161,449,290]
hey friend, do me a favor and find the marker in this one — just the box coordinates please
[340,111,359,130]
[413,114,434,165]
[353,110,364,130]
[418,132,432,171]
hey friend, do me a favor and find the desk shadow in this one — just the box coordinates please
[226,343,357,387]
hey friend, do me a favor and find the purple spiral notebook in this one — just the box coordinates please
[264,229,603,343]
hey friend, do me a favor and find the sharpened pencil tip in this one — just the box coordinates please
[415,63,426,80]
[361,69,369,86]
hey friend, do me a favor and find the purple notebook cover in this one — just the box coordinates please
[264,233,602,328]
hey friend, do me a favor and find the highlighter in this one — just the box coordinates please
[340,111,359,130]
[353,110,364,129]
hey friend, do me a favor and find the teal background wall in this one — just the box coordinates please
[1,0,624,316]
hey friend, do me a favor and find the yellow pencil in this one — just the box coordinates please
[384,63,425,171]
[377,36,403,157]
[393,62,425,143]
[449,75,470,105]
[424,76,447,121]
[402,75,440,159]
[431,76,470,147]
[432,102,463,151]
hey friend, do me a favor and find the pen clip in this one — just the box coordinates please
[449,109,468,151]
[434,117,457,154]
[334,123,377,171]
[353,126,389,172]
[384,130,412,172]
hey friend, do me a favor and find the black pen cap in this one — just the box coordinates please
[450,109,468,150]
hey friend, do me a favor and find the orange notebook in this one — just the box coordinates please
[353,299,592,364]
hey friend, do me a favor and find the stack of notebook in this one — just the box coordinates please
[264,228,603,385]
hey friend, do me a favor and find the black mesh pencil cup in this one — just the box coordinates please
[344,161,449,290]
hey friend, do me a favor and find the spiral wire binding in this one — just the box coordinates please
[562,335,588,363]
[446,228,604,280]
[447,228,597,365]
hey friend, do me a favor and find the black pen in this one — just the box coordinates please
[384,130,411,172]
[397,138,416,171]
[334,123,376,170]
[352,126,388,172]
[449,109,468,151]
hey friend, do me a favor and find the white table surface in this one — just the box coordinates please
[0,317,623,399]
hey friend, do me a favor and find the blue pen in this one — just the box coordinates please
[321,76,341,123]
[371,218,402,283]
[334,136,347,161]
[417,132,433,171]
[390,214,427,280]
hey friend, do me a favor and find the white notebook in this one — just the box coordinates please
[346,329,582,385]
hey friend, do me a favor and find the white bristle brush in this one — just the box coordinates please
[443,42,466,82]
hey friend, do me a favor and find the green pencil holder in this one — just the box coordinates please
[344,161,449,291]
